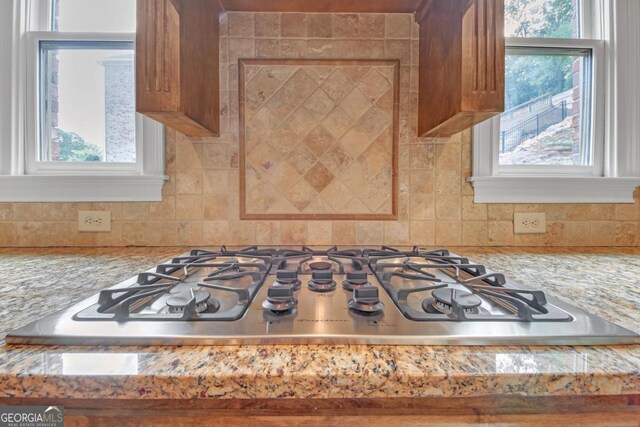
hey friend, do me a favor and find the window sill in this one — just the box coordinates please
[0,174,168,202]
[468,176,640,204]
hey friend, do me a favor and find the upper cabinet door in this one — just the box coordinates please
[136,0,221,137]
[416,0,505,137]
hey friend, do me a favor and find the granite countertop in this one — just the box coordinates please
[0,247,639,400]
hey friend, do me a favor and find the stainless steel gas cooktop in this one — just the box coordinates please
[7,246,640,346]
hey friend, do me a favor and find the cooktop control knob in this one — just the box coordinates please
[342,271,370,291]
[348,287,385,314]
[275,270,301,290]
[308,270,336,293]
[262,286,298,313]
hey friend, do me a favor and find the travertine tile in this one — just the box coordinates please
[462,196,487,221]
[203,221,232,243]
[462,221,488,246]
[176,196,204,221]
[564,221,591,246]
[616,222,637,246]
[176,222,205,246]
[321,107,352,139]
[0,203,14,221]
[321,70,353,104]
[384,221,410,246]
[304,88,336,120]
[307,221,332,245]
[280,222,307,244]
[4,12,640,248]
[590,204,616,220]
[488,204,514,221]
[615,204,640,221]
[385,14,412,39]
[409,144,434,170]
[564,204,592,221]
[255,221,281,245]
[409,170,435,195]
[149,197,176,221]
[204,194,230,220]
[255,39,280,58]
[435,221,462,246]
[487,221,515,246]
[228,12,254,38]
[0,223,16,247]
[121,203,150,221]
[542,221,565,247]
[384,40,411,65]
[357,221,383,245]
[410,221,435,246]
[339,88,373,122]
[281,13,307,38]
[436,195,461,220]
[307,14,331,38]
[332,221,356,244]
[304,163,335,193]
[409,194,435,220]
[591,221,617,246]
[176,169,204,195]
[331,14,385,39]
[255,13,280,38]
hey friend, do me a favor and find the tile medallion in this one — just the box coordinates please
[240,59,399,220]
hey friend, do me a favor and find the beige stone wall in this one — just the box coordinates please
[0,12,638,248]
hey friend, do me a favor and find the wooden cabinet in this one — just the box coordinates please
[136,0,220,137]
[416,0,505,137]
[136,0,504,138]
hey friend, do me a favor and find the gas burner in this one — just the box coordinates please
[342,271,371,291]
[308,271,336,293]
[274,270,301,291]
[166,289,214,314]
[262,286,298,313]
[424,288,482,315]
[308,261,333,271]
[348,287,384,314]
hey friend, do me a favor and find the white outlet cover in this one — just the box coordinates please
[514,213,546,234]
[78,211,112,232]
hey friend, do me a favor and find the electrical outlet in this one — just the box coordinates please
[78,211,111,232]
[514,213,546,234]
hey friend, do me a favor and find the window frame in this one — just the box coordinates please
[470,0,640,204]
[0,0,167,202]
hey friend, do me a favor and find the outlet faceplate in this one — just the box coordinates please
[514,213,546,234]
[78,211,111,232]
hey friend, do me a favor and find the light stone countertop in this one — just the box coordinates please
[0,247,638,400]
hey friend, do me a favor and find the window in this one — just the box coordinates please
[471,0,640,203]
[0,0,165,202]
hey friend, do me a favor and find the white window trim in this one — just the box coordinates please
[470,0,640,204]
[0,0,167,202]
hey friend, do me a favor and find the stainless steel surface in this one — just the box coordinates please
[6,247,640,346]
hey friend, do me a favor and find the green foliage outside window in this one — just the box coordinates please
[55,129,104,162]
[505,0,576,109]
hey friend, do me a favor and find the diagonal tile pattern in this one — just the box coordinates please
[241,61,398,218]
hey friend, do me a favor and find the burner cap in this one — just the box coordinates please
[309,261,332,271]
[427,288,482,314]
[166,289,214,313]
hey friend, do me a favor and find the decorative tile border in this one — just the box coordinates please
[239,59,399,220]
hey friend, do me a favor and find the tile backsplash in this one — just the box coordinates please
[240,59,398,219]
[0,12,639,248]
